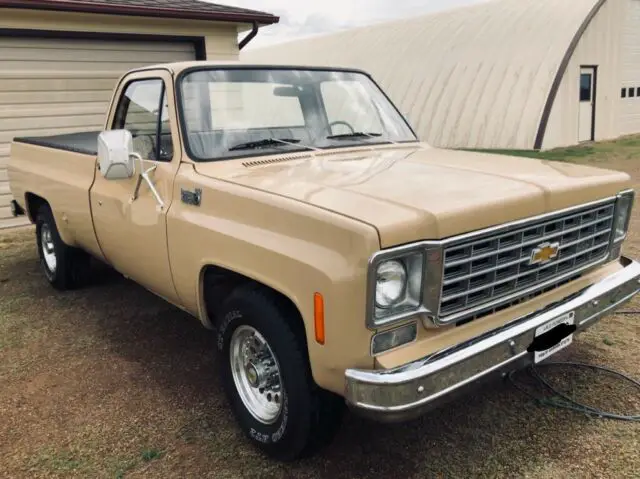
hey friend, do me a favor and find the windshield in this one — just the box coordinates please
[178,68,417,161]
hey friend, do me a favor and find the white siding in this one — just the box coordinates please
[543,0,623,149]
[243,0,601,150]
[619,0,640,136]
[0,6,245,228]
[0,37,195,225]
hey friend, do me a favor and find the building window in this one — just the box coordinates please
[579,73,592,102]
[630,88,636,98]
[622,88,627,98]
[637,87,640,97]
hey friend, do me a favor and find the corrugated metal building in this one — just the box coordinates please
[243,0,640,152]
[0,0,278,228]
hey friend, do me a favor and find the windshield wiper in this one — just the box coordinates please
[326,132,383,141]
[228,138,302,152]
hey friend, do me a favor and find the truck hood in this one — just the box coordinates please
[194,144,630,247]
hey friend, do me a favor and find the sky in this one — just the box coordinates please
[213,0,489,49]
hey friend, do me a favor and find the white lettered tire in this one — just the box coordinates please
[217,285,344,461]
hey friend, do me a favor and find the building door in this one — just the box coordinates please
[579,67,596,142]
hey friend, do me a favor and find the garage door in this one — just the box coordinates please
[619,0,640,137]
[0,36,196,228]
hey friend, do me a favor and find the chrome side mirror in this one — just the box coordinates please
[97,130,135,180]
[97,129,165,210]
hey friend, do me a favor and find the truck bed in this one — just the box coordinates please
[13,131,100,156]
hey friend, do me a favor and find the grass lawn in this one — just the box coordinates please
[1,137,639,478]
[466,134,640,163]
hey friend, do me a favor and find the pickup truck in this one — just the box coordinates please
[8,61,640,461]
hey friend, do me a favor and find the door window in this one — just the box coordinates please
[580,73,592,102]
[113,79,173,161]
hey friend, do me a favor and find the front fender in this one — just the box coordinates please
[167,168,380,395]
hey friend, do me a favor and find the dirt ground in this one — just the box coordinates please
[1,142,639,478]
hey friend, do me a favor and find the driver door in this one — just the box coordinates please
[90,70,181,304]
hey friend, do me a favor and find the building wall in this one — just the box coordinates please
[242,0,600,150]
[0,8,244,227]
[543,0,623,149]
[0,8,242,60]
[619,0,640,136]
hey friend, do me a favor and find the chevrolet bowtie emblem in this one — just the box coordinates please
[529,242,560,265]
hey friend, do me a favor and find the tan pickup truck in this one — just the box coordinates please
[8,61,640,460]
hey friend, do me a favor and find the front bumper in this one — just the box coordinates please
[345,256,640,422]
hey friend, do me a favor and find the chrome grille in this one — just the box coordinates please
[439,201,615,323]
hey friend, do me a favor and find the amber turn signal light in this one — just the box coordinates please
[314,293,325,345]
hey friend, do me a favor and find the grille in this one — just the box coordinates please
[439,201,615,323]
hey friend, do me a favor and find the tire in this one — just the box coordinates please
[216,284,344,461]
[35,204,90,290]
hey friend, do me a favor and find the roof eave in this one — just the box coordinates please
[0,0,280,25]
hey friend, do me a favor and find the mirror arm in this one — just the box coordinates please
[143,166,165,209]
[130,153,144,202]
[129,153,165,209]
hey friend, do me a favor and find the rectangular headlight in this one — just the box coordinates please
[612,190,635,243]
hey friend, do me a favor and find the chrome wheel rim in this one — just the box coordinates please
[230,325,283,425]
[40,224,57,273]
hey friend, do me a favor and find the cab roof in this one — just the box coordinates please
[128,60,369,77]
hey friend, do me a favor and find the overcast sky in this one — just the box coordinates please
[216,0,489,49]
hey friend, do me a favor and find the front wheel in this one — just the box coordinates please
[217,285,344,461]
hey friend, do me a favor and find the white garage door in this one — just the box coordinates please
[619,0,640,137]
[0,36,195,228]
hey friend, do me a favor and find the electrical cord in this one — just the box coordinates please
[508,361,640,422]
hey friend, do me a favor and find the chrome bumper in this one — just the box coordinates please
[345,256,640,422]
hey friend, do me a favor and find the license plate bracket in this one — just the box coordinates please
[529,312,576,364]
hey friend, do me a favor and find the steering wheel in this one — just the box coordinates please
[131,133,158,160]
[322,120,356,138]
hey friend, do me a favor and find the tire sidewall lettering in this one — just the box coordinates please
[246,392,288,445]
[217,309,242,351]
[219,306,291,446]
[249,428,270,444]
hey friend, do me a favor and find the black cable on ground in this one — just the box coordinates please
[508,361,640,422]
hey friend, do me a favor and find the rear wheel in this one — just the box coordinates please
[35,204,90,290]
[216,285,344,461]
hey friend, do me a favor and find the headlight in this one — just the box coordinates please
[375,260,407,308]
[612,190,635,243]
[370,252,424,327]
